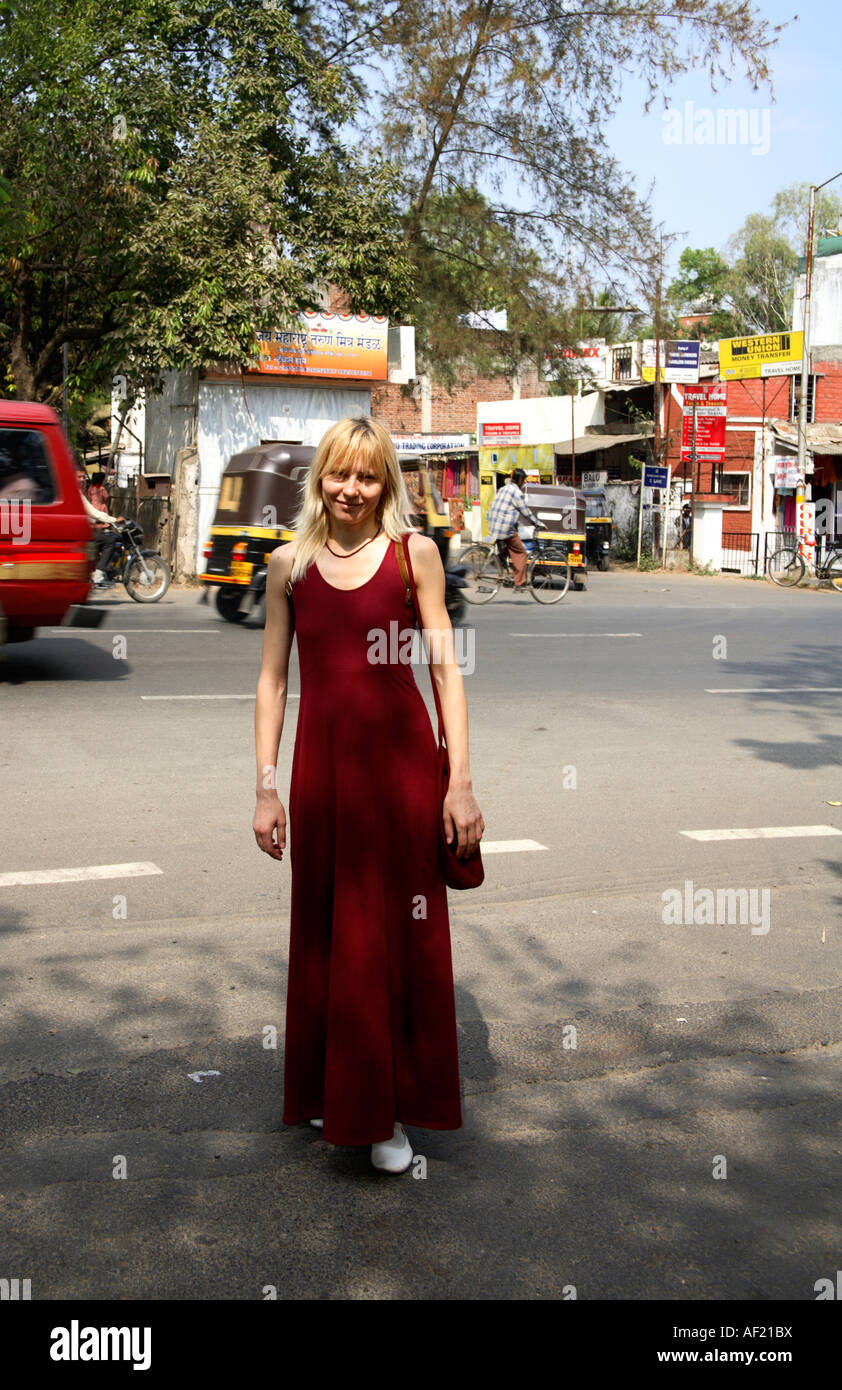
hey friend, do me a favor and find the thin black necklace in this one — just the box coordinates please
[324,523,383,559]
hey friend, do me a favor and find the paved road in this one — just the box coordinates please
[1,571,840,1299]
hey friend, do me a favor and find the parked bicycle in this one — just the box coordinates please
[460,534,572,604]
[767,540,842,591]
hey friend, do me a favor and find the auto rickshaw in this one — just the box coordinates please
[399,455,467,623]
[522,482,588,589]
[200,442,314,622]
[582,487,614,571]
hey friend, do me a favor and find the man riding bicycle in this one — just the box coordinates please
[486,468,543,591]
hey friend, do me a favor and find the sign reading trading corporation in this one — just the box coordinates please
[256,312,389,380]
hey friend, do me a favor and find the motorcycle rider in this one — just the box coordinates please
[486,468,543,590]
[77,472,125,587]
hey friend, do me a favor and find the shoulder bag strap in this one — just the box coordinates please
[395,534,445,749]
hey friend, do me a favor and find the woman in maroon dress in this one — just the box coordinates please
[253,417,484,1175]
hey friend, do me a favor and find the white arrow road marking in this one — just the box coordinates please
[48,629,221,635]
[478,840,549,854]
[0,862,163,888]
[705,687,842,694]
[140,693,298,700]
[681,825,842,842]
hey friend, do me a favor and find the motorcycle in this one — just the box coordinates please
[93,520,171,602]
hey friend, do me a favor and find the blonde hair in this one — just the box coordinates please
[289,416,416,584]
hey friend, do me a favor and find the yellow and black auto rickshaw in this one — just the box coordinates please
[399,454,468,623]
[199,442,314,622]
[523,482,589,590]
[582,487,614,571]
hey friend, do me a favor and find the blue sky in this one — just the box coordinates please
[603,0,840,276]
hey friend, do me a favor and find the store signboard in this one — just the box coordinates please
[774,455,800,489]
[392,434,471,455]
[719,331,804,382]
[543,339,607,380]
[664,340,701,383]
[681,383,727,464]
[256,312,389,379]
[481,421,522,445]
[796,500,816,556]
[643,340,701,383]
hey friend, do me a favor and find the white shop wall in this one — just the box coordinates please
[196,380,370,569]
[476,392,604,445]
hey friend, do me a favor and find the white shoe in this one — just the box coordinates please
[371,1123,413,1174]
[309,1118,323,1129]
[93,569,105,584]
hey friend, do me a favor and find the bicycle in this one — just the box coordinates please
[460,534,572,604]
[767,539,842,591]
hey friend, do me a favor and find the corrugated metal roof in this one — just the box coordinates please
[770,421,842,456]
[553,432,647,456]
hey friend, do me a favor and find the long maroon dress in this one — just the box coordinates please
[282,534,463,1146]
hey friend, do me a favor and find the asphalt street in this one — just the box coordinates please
[1,568,840,1300]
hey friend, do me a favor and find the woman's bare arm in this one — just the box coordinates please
[253,543,295,860]
[408,532,484,857]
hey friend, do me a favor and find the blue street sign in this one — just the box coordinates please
[644,465,669,489]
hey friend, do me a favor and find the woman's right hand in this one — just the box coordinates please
[253,793,287,860]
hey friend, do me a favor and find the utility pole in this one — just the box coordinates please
[643,233,664,568]
[797,171,842,493]
[570,386,576,486]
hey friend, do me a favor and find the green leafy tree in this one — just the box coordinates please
[0,0,414,409]
[666,247,739,339]
[669,183,842,343]
[318,0,786,374]
[725,184,842,335]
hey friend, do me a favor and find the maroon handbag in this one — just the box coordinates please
[395,534,484,890]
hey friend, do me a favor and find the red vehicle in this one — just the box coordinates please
[0,400,101,645]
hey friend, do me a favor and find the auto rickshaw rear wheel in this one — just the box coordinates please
[215,588,248,623]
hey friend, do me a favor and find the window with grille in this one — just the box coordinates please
[790,375,818,423]
[612,346,632,381]
[715,471,751,507]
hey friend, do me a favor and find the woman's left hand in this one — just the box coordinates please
[442,783,485,858]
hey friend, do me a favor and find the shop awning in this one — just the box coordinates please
[770,421,842,456]
[554,432,647,457]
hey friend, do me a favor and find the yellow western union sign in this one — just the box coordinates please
[719,331,804,381]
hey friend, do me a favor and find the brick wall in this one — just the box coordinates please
[814,359,842,421]
[371,365,549,435]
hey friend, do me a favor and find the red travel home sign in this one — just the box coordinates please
[681,383,727,463]
[481,421,522,444]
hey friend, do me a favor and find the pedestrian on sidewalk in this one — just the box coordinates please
[253,416,484,1175]
[486,468,543,589]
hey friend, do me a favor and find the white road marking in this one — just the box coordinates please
[681,825,842,842]
[478,840,549,854]
[0,861,163,888]
[706,687,842,694]
[509,632,642,638]
[48,629,220,635]
[140,693,299,700]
